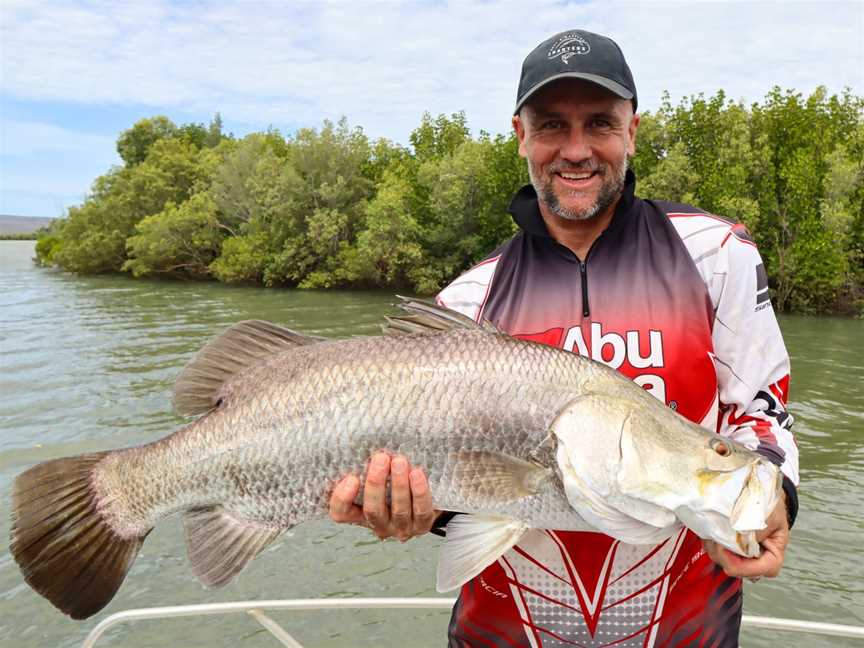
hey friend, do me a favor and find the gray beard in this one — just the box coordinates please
[529,157,628,222]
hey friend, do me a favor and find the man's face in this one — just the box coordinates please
[513,79,639,222]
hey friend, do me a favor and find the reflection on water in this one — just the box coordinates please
[1,241,862,647]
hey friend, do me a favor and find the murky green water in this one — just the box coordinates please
[1,241,861,647]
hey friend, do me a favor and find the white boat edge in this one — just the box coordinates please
[80,597,864,647]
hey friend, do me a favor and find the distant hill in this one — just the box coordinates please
[0,215,56,234]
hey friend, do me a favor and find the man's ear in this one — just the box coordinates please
[627,113,640,157]
[512,114,528,158]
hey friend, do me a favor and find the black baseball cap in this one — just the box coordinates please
[514,30,637,114]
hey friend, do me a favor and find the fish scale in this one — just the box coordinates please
[94,331,589,533]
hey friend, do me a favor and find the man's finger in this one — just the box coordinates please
[703,540,747,576]
[702,540,726,568]
[704,541,784,578]
[363,452,391,531]
[721,550,782,578]
[410,467,436,532]
[390,456,412,540]
[329,475,365,525]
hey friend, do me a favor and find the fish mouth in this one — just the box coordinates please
[735,530,760,558]
[729,460,782,533]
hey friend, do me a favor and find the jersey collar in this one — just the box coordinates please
[509,169,637,238]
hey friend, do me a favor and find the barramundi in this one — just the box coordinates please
[9,299,782,620]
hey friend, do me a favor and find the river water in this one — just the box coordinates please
[1,240,861,647]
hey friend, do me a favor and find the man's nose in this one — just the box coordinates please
[559,127,591,162]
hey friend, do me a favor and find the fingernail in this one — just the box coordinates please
[409,468,424,486]
[392,456,407,474]
[372,453,389,469]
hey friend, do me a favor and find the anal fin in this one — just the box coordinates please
[184,506,281,588]
[436,514,529,592]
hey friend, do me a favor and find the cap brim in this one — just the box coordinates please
[514,72,634,115]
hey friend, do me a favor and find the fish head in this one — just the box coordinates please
[551,393,632,499]
[671,456,783,557]
[617,403,783,556]
[551,393,683,539]
[551,392,782,556]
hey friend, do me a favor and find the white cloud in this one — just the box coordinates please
[1,1,861,143]
[0,120,119,216]
[0,120,116,156]
[1,170,91,199]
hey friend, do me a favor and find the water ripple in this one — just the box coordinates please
[1,243,861,647]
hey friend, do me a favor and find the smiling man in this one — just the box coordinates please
[514,78,637,261]
[330,29,799,647]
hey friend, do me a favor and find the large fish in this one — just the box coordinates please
[9,299,782,620]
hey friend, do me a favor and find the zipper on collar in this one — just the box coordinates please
[578,233,604,319]
[579,261,590,317]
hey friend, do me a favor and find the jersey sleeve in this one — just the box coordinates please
[709,226,799,522]
[436,255,501,322]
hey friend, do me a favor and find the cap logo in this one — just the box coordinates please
[547,33,590,63]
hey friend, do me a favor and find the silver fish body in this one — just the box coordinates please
[93,329,604,536]
[9,300,781,620]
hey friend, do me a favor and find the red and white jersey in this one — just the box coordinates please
[438,172,798,647]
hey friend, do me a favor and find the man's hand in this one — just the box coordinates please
[328,451,440,542]
[703,492,790,579]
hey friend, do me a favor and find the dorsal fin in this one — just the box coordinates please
[173,320,325,417]
[383,296,501,336]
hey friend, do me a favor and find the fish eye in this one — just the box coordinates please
[710,438,731,457]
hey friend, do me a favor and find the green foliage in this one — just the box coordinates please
[38,126,223,274]
[177,113,230,150]
[637,142,699,205]
[257,119,376,288]
[123,193,226,278]
[410,111,471,162]
[633,87,863,314]
[0,232,41,240]
[338,170,424,288]
[116,116,178,166]
[37,92,863,313]
[746,87,862,313]
[210,232,272,283]
[411,137,514,292]
[33,233,62,265]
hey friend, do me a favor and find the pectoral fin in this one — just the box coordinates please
[184,506,281,588]
[436,515,529,592]
[447,451,553,501]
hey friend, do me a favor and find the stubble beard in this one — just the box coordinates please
[529,156,628,222]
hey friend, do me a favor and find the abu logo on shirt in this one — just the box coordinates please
[564,323,667,401]
[562,323,664,369]
[517,323,668,402]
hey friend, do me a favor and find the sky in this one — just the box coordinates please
[1,0,862,218]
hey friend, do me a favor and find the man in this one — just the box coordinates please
[330,29,798,647]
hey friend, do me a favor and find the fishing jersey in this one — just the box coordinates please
[437,171,799,648]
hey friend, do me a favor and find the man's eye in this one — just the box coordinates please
[590,119,612,128]
[540,120,564,130]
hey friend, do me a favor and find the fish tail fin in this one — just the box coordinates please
[10,452,148,619]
